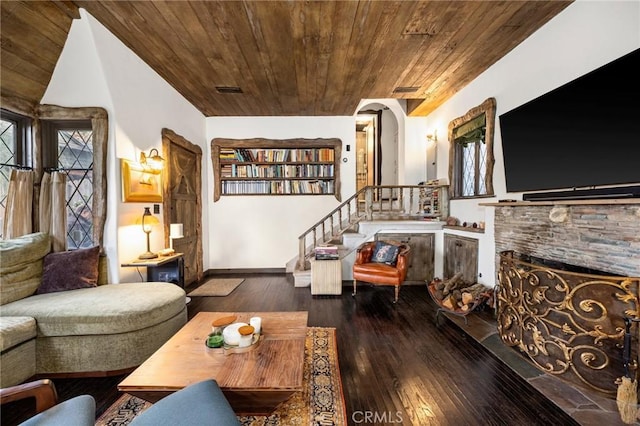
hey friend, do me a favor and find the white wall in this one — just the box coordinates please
[203,98,432,271]
[42,9,205,283]
[421,0,640,286]
[205,117,355,269]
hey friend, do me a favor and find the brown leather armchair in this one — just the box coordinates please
[352,240,411,303]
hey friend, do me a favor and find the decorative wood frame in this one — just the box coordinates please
[448,97,496,198]
[211,138,342,202]
[1,97,108,249]
[121,159,163,202]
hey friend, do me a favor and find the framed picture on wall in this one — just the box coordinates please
[121,158,163,202]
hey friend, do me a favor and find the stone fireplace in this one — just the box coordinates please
[490,200,640,396]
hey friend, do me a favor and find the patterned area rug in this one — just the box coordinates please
[96,327,346,425]
[187,278,245,297]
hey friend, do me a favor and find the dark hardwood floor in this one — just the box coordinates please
[2,274,578,425]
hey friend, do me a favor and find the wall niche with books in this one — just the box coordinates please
[211,138,342,202]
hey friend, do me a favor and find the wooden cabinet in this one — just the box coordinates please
[211,138,341,202]
[444,234,478,284]
[376,233,435,284]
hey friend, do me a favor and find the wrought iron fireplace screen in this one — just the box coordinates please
[497,250,640,395]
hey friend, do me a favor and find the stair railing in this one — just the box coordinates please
[297,185,427,270]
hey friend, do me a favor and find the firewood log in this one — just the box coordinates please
[442,296,454,310]
[442,272,464,296]
[464,283,489,300]
[460,304,470,313]
[452,289,462,304]
[461,292,474,305]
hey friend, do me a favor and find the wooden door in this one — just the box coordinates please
[443,234,478,284]
[162,129,203,286]
[376,233,435,284]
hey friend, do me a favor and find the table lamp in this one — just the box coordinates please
[169,223,184,250]
[138,207,160,259]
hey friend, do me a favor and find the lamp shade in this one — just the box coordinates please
[170,223,184,239]
[136,207,159,232]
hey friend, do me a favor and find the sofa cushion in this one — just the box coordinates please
[0,283,186,337]
[0,232,51,305]
[0,316,37,351]
[37,246,100,294]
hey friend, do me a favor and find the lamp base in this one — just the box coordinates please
[138,251,158,260]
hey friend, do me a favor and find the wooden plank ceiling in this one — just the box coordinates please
[2,1,572,117]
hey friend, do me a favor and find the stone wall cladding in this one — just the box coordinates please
[495,204,640,277]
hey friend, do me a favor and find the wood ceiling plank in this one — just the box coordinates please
[17,0,570,117]
[0,1,72,104]
[5,1,71,42]
[409,2,526,115]
[321,0,359,115]
[338,0,388,115]
[291,1,312,114]
[391,1,482,98]
[244,1,300,115]
[0,6,66,67]
[352,1,424,100]
[216,1,288,115]
[313,0,337,115]
[1,49,52,85]
[144,1,227,113]
[51,0,81,20]
[0,67,45,101]
[408,1,571,115]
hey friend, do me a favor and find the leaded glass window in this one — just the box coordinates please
[44,121,94,249]
[0,110,31,238]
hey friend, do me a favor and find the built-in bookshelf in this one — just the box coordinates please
[211,138,342,202]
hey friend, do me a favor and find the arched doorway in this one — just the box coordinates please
[355,103,399,196]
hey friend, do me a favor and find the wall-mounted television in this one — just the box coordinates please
[499,49,640,197]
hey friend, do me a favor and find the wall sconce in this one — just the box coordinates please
[140,148,164,173]
[169,223,184,250]
[137,207,160,259]
[426,130,438,143]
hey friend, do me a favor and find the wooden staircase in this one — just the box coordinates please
[291,185,446,286]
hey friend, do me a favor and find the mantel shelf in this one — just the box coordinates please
[480,199,640,207]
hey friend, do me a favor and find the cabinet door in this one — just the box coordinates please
[444,234,478,284]
[376,233,435,284]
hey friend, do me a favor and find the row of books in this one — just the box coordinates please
[220,148,335,163]
[221,180,335,195]
[314,245,339,260]
[220,164,334,178]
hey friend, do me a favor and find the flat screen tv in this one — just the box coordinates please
[499,48,640,194]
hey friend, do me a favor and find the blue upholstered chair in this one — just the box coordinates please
[0,379,94,426]
[130,379,240,426]
[1,379,240,426]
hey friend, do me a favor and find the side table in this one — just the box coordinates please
[121,253,185,288]
[310,258,342,295]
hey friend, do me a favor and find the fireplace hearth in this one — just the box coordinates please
[485,199,640,400]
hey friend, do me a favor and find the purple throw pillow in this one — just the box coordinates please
[37,246,100,294]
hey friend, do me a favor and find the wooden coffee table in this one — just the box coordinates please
[118,311,308,415]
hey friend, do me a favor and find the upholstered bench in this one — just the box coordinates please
[0,232,188,386]
[0,317,37,386]
[1,283,186,375]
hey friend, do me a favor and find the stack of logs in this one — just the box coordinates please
[430,272,489,314]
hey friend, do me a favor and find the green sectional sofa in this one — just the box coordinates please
[0,232,187,387]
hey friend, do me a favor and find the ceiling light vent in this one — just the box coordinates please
[393,86,420,94]
[215,86,243,94]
